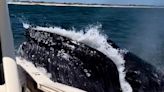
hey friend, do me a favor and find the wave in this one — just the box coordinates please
[22,23,132,92]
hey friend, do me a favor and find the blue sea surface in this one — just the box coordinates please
[9,4,164,71]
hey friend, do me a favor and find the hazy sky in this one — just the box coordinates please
[23,0,164,5]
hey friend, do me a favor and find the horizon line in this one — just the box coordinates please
[8,1,164,8]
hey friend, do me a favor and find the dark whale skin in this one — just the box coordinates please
[107,38,164,92]
[124,52,164,92]
[19,28,122,92]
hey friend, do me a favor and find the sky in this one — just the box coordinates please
[22,0,164,5]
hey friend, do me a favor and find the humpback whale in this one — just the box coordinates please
[18,27,164,92]
[19,28,122,92]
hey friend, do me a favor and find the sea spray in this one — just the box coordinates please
[22,23,133,92]
[16,57,52,79]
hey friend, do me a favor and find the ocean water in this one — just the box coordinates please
[9,4,164,73]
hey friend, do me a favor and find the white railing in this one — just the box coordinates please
[0,0,22,91]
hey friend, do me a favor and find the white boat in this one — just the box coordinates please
[0,0,86,92]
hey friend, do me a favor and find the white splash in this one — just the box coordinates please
[16,57,52,79]
[36,67,52,78]
[23,23,132,92]
[23,23,30,29]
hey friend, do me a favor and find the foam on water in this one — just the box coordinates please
[22,23,133,92]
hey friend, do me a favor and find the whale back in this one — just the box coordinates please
[19,28,122,92]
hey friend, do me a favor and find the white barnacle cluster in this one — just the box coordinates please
[57,49,70,61]
[83,69,91,77]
